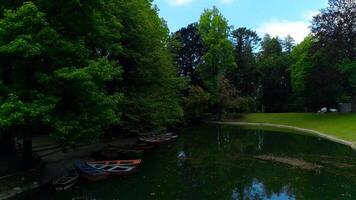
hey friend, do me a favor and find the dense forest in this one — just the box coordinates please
[0,0,355,167]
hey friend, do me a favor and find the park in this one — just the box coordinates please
[0,0,355,199]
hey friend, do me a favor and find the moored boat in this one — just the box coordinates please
[88,162,136,175]
[52,167,79,191]
[87,159,142,166]
[74,160,109,181]
[138,133,178,143]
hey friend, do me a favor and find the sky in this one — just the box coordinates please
[153,0,328,43]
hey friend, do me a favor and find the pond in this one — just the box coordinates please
[31,124,356,200]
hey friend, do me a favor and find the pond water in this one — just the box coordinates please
[31,124,356,200]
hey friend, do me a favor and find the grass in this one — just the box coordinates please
[234,113,356,143]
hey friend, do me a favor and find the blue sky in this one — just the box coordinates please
[153,0,328,43]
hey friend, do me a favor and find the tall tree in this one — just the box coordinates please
[311,0,355,109]
[197,7,236,118]
[283,35,295,54]
[290,37,313,109]
[311,0,356,60]
[258,35,292,112]
[173,23,204,86]
[231,27,260,97]
[0,1,123,167]
[115,0,185,133]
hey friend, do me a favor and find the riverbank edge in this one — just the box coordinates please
[206,121,356,151]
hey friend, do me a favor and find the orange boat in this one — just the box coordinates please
[88,159,142,166]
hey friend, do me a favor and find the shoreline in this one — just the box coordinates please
[207,121,356,151]
[0,137,137,200]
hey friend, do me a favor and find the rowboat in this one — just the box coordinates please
[74,160,109,181]
[139,133,178,143]
[52,167,79,191]
[88,162,136,175]
[87,159,142,166]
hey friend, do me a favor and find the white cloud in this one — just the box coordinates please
[303,10,320,21]
[168,0,193,6]
[256,20,310,43]
[221,0,234,4]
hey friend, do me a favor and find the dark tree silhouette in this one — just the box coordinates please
[311,0,356,60]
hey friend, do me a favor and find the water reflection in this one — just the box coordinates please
[177,151,187,167]
[231,179,296,200]
[32,124,356,200]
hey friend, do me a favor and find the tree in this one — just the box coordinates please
[231,27,260,97]
[258,35,292,112]
[283,35,295,54]
[0,1,123,167]
[311,0,356,60]
[338,60,356,110]
[218,76,242,117]
[197,7,236,118]
[185,86,210,122]
[115,0,185,133]
[310,0,355,109]
[173,23,204,86]
[290,37,314,109]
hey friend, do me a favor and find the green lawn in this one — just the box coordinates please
[235,113,356,143]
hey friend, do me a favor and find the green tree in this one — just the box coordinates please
[172,23,204,86]
[290,37,313,109]
[311,0,356,60]
[290,38,343,110]
[185,86,210,122]
[197,7,236,118]
[115,0,185,133]
[258,35,292,112]
[311,0,356,109]
[0,1,123,167]
[231,27,260,97]
[283,35,295,54]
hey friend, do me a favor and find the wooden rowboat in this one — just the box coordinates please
[139,133,178,143]
[87,159,142,166]
[74,160,109,181]
[88,162,136,175]
[52,167,79,191]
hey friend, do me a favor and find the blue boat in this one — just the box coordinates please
[74,160,108,181]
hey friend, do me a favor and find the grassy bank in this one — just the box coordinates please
[233,113,356,143]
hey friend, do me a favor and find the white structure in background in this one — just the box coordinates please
[318,107,328,113]
[338,103,352,113]
[329,108,338,113]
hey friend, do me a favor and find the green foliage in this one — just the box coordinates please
[0,94,56,128]
[0,1,124,145]
[185,86,210,121]
[258,35,292,112]
[290,37,313,94]
[52,59,122,142]
[197,7,236,100]
[114,0,186,133]
[172,23,204,86]
[338,60,356,98]
[231,27,260,97]
[218,76,242,115]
